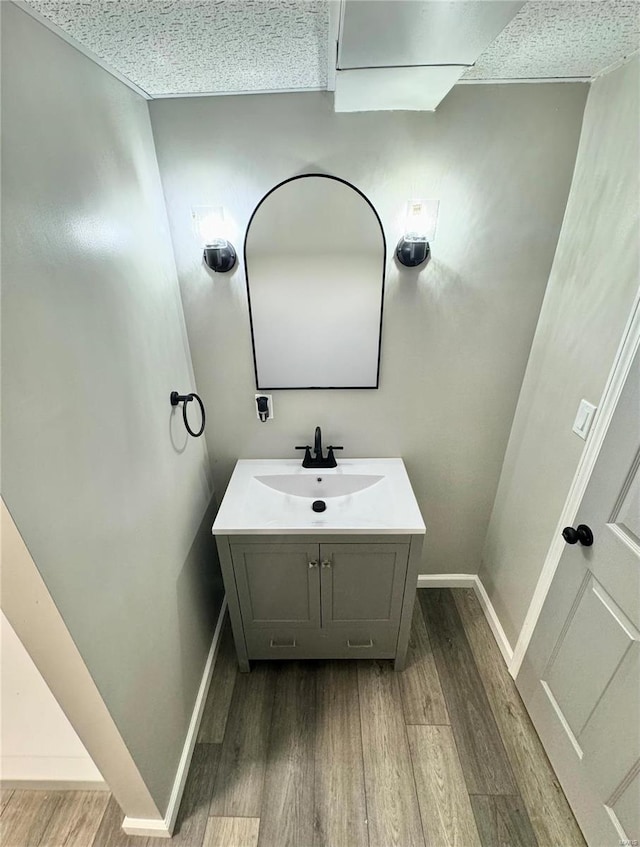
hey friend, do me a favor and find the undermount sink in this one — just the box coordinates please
[212,459,426,535]
[255,472,383,498]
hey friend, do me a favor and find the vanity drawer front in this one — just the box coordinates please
[245,623,397,660]
[245,628,310,660]
[324,623,398,658]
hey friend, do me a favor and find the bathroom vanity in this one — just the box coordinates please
[212,459,425,671]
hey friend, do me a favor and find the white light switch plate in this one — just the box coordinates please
[572,399,597,440]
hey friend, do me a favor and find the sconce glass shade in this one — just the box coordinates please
[203,241,237,273]
[396,199,439,267]
[396,238,430,267]
[192,206,237,273]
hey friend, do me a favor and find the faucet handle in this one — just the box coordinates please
[295,446,313,468]
[325,446,342,468]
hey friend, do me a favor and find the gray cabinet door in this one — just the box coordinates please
[319,543,408,631]
[232,543,321,629]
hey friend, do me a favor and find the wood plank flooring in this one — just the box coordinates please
[0,791,15,817]
[357,660,425,847]
[313,662,367,847]
[202,817,260,847]
[407,725,481,847]
[258,663,315,847]
[453,589,586,847]
[419,590,518,796]
[398,602,449,726]
[39,793,110,847]
[470,795,539,847]
[0,590,586,847]
[198,621,237,744]
[209,662,275,818]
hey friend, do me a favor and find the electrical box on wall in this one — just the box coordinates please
[255,394,273,422]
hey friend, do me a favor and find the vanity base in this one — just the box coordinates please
[214,533,424,673]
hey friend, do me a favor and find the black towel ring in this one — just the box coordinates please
[170,391,206,438]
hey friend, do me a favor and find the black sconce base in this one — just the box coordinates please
[203,243,237,273]
[396,238,430,268]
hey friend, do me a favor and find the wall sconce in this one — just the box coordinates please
[396,199,439,268]
[192,206,237,273]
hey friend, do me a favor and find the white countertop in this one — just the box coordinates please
[212,458,426,535]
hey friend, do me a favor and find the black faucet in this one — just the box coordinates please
[314,426,323,463]
[295,426,343,468]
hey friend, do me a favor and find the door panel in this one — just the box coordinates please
[579,646,639,822]
[517,344,640,846]
[319,543,408,628]
[232,543,320,629]
[544,576,637,738]
[611,767,640,841]
[613,452,640,543]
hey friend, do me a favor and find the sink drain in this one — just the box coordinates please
[312,500,326,513]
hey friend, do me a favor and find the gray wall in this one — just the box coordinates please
[481,58,640,648]
[149,84,587,574]
[1,3,223,812]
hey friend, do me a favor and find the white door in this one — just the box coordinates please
[517,344,640,847]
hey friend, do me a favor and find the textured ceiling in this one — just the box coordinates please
[23,0,640,96]
[462,1,640,80]
[25,0,329,96]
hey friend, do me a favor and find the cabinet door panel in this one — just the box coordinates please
[232,543,320,629]
[320,543,408,628]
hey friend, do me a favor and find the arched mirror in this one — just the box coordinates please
[244,174,386,389]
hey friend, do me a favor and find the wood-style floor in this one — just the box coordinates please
[0,589,586,847]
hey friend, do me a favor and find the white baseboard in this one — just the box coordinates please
[472,577,514,667]
[0,778,109,791]
[417,574,514,667]
[0,754,105,787]
[121,816,173,839]
[417,573,477,588]
[122,596,228,839]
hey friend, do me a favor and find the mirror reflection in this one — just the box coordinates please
[245,174,386,389]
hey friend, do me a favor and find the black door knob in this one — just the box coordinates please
[562,524,594,547]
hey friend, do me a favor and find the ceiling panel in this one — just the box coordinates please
[25,0,329,96]
[463,0,640,80]
[338,0,524,69]
[20,0,640,97]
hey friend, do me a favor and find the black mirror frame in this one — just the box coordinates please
[244,173,387,390]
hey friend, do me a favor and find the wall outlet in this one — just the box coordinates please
[255,394,273,422]
[572,399,596,440]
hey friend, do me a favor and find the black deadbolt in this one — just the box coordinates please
[562,524,594,547]
[312,500,326,513]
